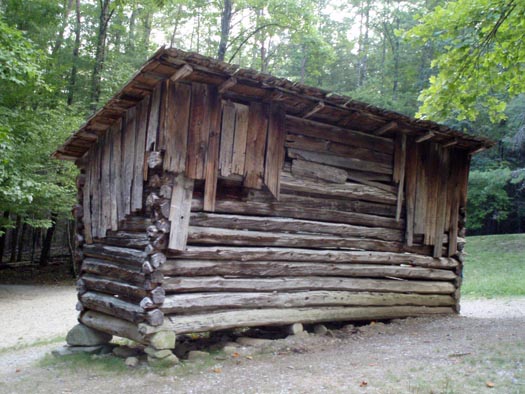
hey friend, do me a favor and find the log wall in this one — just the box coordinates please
[74,77,469,340]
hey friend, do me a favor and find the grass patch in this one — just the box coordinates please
[462,233,525,297]
[39,352,130,374]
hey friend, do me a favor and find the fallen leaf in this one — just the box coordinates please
[232,352,240,358]
[15,369,21,373]
[245,356,253,360]
[212,368,222,374]
[359,381,368,387]
[486,381,495,388]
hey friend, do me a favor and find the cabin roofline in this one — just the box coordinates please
[53,46,494,162]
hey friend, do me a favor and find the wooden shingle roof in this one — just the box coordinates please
[54,47,494,161]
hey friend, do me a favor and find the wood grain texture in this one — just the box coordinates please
[203,86,222,211]
[162,306,454,333]
[291,159,348,184]
[191,198,403,229]
[145,83,161,152]
[171,246,459,269]
[244,102,269,189]
[231,103,249,175]
[189,212,403,242]
[164,82,191,173]
[168,173,194,251]
[121,107,137,218]
[288,148,392,175]
[219,100,236,176]
[164,276,455,294]
[132,97,149,211]
[286,115,394,154]
[186,83,211,179]
[161,291,455,314]
[264,104,286,197]
[161,260,456,280]
[285,133,392,165]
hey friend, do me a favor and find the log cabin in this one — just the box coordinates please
[54,47,494,348]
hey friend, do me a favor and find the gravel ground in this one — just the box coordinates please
[0,285,77,349]
[0,286,523,394]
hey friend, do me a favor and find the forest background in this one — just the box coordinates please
[1,0,524,267]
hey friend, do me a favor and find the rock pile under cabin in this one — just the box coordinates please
[54,47,494,365]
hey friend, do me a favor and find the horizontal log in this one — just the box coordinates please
[280,172,396,205]
[164,276,456,294]
[162,305,454,333]
[160,291,456,314]
[189,212,403,242]
[170,246,459,269]
[82,274,148,301]
[186,226,431,254]
[246,191,396,218]
[161,260,456,280]
[291,159,348,184]
[79,291,147,324]
[288,148,392,175]
[82,258,163,288]
[191,199,403,229]
[82,244,147,267]
[102,231,150,249]
[80,310,145,343]
[117,216,153,232]
[285,133,392,165]
[286,115,394,154]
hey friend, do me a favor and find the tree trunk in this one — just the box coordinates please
[52,0,74,56]
[217,0,233,61]
[90,0,113,112]
[16,222,27,262]
[40,214,58,267]
[67,0,81,106]
[169,4,183,47]
[10,215,21,263]
[0,211,9,265]
[142,10,153,49]
[127,6,137,52]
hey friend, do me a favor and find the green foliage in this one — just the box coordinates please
[406,0,525,122]
[467,168,511,231]
[463,233,525,297]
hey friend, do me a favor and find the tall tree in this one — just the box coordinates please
[90,0,114,111]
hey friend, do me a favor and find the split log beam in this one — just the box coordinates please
[164,276,456,294]
[171,246,459,269]
[186,226,428,254]
[160,291,456,314]
[168,174,194,251]
[288,148,392,175]
[280,172,396,205]
[286,115,394,154]
[160,260,457,280]
[189,212,404,242]
[285,133,392,166]
[162,306,454,334]
[291,159,348,184]
[191,198,403,229]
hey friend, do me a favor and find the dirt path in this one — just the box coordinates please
[0,286,523,393]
